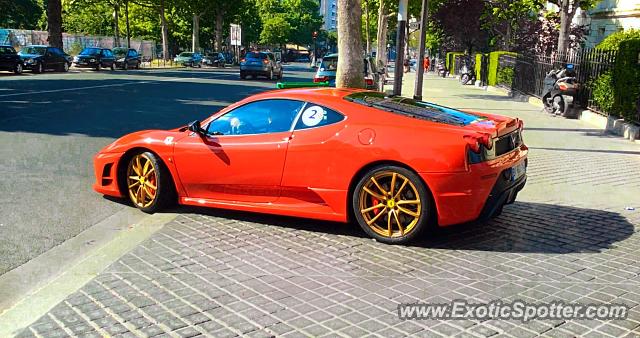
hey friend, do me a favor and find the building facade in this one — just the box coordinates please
[319,0,337,31]
[575,0,640,48]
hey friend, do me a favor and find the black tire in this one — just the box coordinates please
[461,74,470,85]
[240,72,246,79]
[34,62,43,73]
[268,68,274,80]
[124,151,176,213]
[62,62,69,72]
[553,95,567,116]
[278,69,283,79]
[123,61,128,70]
[135,61,140,69]
[96,63,101,71]
[110,62,115,71]
[352,165,432,244]
[14,63,23,75]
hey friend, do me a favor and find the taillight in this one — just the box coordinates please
[558,83,568,91]
[365,78,374,86]
[240,58,245,63]
[263,59,269,64]
[464,133,493,153]
[314,76,328,83]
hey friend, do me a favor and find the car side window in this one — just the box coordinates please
[207,99,305,136]
[294,104,345,130]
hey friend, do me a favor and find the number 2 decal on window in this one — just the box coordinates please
[301,105,325,127]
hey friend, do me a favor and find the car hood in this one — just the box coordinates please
[99,129,187,154]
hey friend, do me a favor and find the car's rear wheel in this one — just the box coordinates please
[268,68,274,80]
[353,166,431,244]
[125,152,175,213]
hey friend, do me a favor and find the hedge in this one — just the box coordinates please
[488,51,517,86]
[445,52,465,74]
[474,53,486,81]
[612,39,640,122]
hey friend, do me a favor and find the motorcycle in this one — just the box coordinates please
[459,58,476,85]
[437,60,447,78]
[542,64,580,116]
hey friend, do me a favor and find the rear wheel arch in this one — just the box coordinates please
[346,160,437,226]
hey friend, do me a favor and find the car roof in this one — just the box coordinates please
[249,87,368,102]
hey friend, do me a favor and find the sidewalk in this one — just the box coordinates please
[5,73,640,338]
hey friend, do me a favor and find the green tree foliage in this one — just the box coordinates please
[597,29,640,51]
[260,15,291,45]
[62,0,114,35]
[0,0,44,29]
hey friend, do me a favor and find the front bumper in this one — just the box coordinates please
[73,61,99,68]
[93,151,124,197]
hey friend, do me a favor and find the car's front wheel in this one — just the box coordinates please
[352,165,431,244]
[125,152,175,213]
[14,63,23,75]
[123,61,128,70]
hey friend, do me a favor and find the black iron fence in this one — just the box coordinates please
[497,49,619,115]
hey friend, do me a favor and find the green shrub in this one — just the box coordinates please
[597,29,640,50]
[612,39,640,122]
[497,67,514,87]
[67,41,84,56]
[488,51,517,86]
[589,71,615,113]
[445,51,464,74]
[474,53,486,81]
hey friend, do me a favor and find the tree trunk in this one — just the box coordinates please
[365,0,370,55]
[375,0,388,67]
[114,3,120,47]
[215,11,224,51]
[336,0,365,88]
[46,0,63,49]
[125,0,131,48]
[192,14,200,52]
[557,0,571,56]
[159,0,170,60]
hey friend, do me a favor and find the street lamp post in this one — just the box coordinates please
[413,0,429,100]
[392,0,408,96]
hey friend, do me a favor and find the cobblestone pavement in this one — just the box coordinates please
[16,74,640,337]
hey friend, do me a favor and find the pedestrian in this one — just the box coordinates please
[423,57,430,73]
[403,58,410,73]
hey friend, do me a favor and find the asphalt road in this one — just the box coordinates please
[0,64,315,275]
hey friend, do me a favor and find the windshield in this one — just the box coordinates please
[20,46,46,55]
[112,48,127,57]
[179,52,193,57]
[344,92,485,126]
[80,48,101,56]
[320,57,337,71]
[246,52,267,59]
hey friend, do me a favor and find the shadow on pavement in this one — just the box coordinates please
[103,197,636,254]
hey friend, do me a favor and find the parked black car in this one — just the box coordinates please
[203,52,228,67]
[18,45,72,73]
[113,47,141,70]
[0,45,23,74]
[73,47,116,71]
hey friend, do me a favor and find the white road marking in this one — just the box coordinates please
[0,71,240,98]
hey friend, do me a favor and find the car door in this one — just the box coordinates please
[44,47,56,69]
[172,99,306,203]
[0,47,10,69]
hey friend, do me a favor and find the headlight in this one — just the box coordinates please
[89,58,96,63]
[73,56,78,62]
[25,58,33,63]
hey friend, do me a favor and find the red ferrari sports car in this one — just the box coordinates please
[94,88,527,244]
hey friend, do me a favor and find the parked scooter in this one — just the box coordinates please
[542,64,580,116]
[437,60,447,78]
[459,57,476,85]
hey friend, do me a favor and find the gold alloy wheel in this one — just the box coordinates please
[358,171,422,238]
[126,154,158,208]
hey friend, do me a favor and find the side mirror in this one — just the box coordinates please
[187,120,203,134]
